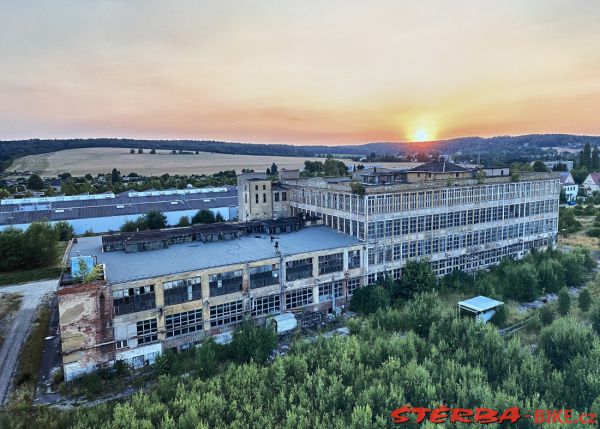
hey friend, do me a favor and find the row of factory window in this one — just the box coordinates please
[366,239,549,283]
[366,219,557,265]
[120,279,363,346]
[291,180,559,214]
[111,252,359,316]
[367,200,557,239]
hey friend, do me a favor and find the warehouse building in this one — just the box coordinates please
[0,186,238,234]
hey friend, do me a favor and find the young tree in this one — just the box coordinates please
[538,305,555,326]
[537,258,565,293]
[394,260,436,299]
[501,262,538,301]
[350,285,390,315]
[149,149,156,154]
[111,168,122,183]
[578,288,592,312]
[405,291,443,337]
[270,162,278,176]
[230,318,277,364]
[177,216,190,227]
[144,210,167,230]
[590,302,600,336]
[215,212,225,223]
[532,160,549,172]
[557,287,571,316]
[53,221,74,241]
[26,173,45,190]
[192,209,216,224]
[130,148,135,154]
[137,148,144,154]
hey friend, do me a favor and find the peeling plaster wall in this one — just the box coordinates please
[58,281,115,380]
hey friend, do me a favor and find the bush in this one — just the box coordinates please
[501,262,539,301]
[539,305,555,326]
[539,318,595,369]
[557,288,571,316]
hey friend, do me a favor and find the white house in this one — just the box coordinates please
[559,172,578,203]
[582,173,600,195]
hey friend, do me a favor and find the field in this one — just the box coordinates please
[9,147,418,176]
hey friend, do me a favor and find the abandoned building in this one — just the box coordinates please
[57,160,560,380]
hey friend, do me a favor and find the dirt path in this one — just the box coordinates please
[0,280,58,405]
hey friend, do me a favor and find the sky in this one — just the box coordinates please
[1,0,600,145]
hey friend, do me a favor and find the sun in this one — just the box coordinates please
[412,129,429,142]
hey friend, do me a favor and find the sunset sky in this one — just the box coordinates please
[1,0,600,145]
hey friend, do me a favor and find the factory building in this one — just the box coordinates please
[0,186,238,234]
[282,160,560,282]
[58,218,362,380]
[56,160,560,380]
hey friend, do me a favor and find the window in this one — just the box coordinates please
[318,253,343,275]
[137,319,158,345]
[318,281,343,298]
[282,192,287,201]
[274,192,280,202]
[251,294,280,316]
[210,300,243,327]
[263,184,266,190]
[286,258,313,281]
[113,285,155,315]
[286,287,313,309]
[255,185,258,190]
[116,340,128,349]
[249,264,279,289]
[348,250,360,269]
[255,194,259,204]
[263,193,267,203]
[163,277,201,306]
[347,277,361,295]
[166,309,203,338]
[209,270,243,296]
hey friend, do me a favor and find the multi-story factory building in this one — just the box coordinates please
[59,218,362,380]
[283,161,560,282]
[57,160,560,380]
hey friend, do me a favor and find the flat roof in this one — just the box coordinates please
[458,296,504,312]
[70,226,361,284]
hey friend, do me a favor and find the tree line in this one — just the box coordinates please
[120,210,225,232]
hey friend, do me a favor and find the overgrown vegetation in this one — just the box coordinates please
[4,280,600,428]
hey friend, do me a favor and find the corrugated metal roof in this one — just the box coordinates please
[0,186,237,225]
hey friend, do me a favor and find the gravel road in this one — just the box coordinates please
[0,279,58,405]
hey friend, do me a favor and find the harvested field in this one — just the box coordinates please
[9,147,418,176]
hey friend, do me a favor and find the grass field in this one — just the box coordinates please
[9,147,418,176]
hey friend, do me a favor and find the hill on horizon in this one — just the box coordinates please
[1,133,599,172]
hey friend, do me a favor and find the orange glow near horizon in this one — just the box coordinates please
[1,1,600,144]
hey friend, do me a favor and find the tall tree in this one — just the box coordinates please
[144,210,167,230]
[394,260,436,298]
[26,174,44,190]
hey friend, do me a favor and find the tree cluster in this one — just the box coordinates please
[0,222,62,272]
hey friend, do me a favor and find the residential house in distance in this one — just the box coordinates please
[582,173,600,195]
[558,172,578,203]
